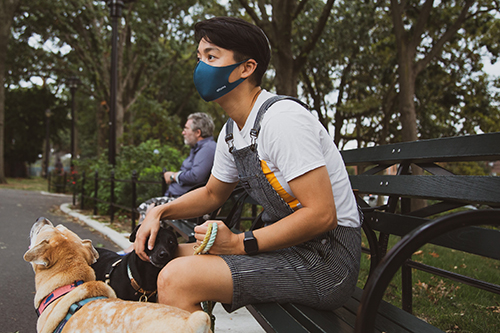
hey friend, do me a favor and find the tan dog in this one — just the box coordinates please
[24,217,211,333]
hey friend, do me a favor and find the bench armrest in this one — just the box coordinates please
[354,209,500,333]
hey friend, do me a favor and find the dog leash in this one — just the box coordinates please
[104,258,122,285]
[193,222,218,332]
[53,296,107,333]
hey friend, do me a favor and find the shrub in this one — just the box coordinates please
[74,139,186,215]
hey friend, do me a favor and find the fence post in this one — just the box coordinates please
[72,171,76,206]
[94,171,99,216]
[131,170,137,231]
[161,167,167,196]
[80,171,86,210]
[110,170,115,223]
[63,172,67,194]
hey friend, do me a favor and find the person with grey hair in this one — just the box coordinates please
[136,112,217,222]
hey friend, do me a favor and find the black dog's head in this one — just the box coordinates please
[129,225,178,268]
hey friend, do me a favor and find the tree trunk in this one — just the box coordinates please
[239,0,335,97]
[271,1,296,96]
[392,5,424,210]
[274,50,298,96]
[116,95,124,152]
[97,100,109,157]
[0,0,22,184]
[397,49,418,143]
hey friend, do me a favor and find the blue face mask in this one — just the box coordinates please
[193,60,248,102]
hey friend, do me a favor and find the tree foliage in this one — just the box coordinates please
[4,86,69,176]
[1,0,500,181]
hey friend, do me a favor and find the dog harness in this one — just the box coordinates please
[36,280,84,316]
[52,296,107,333]
[36,280,107,333]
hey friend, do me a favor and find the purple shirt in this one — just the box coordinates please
[165,136,216,197]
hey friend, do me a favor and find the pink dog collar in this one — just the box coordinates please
[36,280,84,316]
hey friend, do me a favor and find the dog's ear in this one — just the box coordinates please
[82,239,99,265]
[129,223,141,242]
[24,239,51,267]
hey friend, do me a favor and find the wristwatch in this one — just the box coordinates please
[170,174,175,182]
[244,231,259,255]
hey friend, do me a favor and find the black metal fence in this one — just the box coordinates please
[77,170,166,232]
[48,171,69,193]
[72,169,260,234]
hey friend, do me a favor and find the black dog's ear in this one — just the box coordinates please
[129,224,141,242]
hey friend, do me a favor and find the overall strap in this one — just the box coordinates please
[225,95,308,152]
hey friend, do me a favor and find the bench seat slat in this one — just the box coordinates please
[341,132,500,165]
[284,303,356,333]
[246,303,310,332]
[350,175,500,206]
[247,287,443,333]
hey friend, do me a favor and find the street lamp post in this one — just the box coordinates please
[66,76,80,168]
[44,109,52,178]
[107,0,124,166]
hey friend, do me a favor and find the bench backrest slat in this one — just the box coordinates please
[350,175,500,206]
[341,132,500,165]
[369,211,500,260]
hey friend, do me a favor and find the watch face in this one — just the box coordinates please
[244,231,259,254]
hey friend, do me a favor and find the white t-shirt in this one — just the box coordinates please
[212,90,360,228]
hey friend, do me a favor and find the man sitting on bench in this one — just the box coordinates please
[137,112,217,221]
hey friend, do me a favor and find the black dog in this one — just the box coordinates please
[91,225,178,302]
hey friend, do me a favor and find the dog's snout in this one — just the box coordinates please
[30,217,54,243]
[35,217,51,225]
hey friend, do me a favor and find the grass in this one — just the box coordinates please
[358,232,500,333]
[0,177,49,192]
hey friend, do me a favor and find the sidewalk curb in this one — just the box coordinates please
[60,203,132,249]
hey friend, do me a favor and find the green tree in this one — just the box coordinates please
[390,0,500,143]
[19,0,203,157]
[0,0,23,183]
[4,86,69,176]
[235,0,336,96]
[299,0,500,149]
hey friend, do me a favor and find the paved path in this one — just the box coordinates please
[0,188,264,333]
[0,189,121,333]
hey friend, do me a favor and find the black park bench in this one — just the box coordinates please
[245,132,500,332]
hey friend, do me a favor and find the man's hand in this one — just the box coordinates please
[134,205,162,262]
[164,171,176,185]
